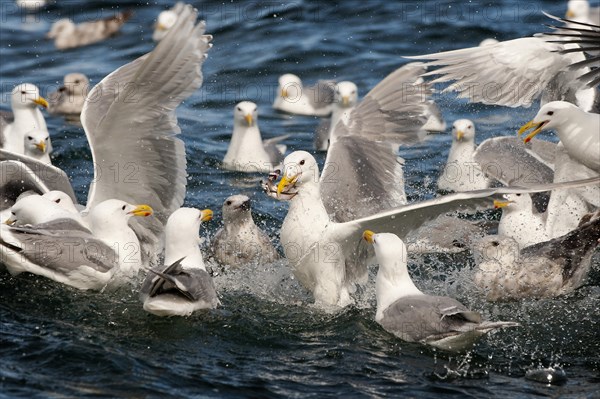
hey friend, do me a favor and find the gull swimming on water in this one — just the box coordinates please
[1,83,49,155]
[141,207,220,316]
[47,10,133,50]
[437,119,491,192]
[211,195,280,268]
[314,81,358,151]
[48,73,90,117]
[153,2,185,42]
[0,5,212,288]
[363,231,519,352]
[473,212,600,301]
[1,199,153,290]
[222,101,288,173]
[273,73,335,117]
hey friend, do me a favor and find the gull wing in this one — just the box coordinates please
[0,150,77,202]
[406,37,579,108]
[80,5,211,260]
[320,63,434,222]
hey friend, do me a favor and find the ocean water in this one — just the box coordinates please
[1,0,599,397]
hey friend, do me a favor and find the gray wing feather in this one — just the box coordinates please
[336,63,430,143]
[543,13,600,87]
[0,110,13,146]
[522,215,600,284]
[263,134,289,165]
[142,259,218,303]
[313,118,331,151]
[405,37,578,108]
[473,137,556,186]
[80,6,211,258]
[0,150,77,202]
[342,176,600,243]
[321,136,406,222]
[306,80,336,111]
[320,63,436,222]
[380,295,482,342]
[2,224,117,274]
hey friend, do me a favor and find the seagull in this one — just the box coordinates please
[0,5,212,287]
[48,73,90,117]
[273,74,335,117]
[0,152,78,212]
[473,213,600,301]
[153,2,185,42]
[518,101,600,173]
[140,207,220,316]
[1,83,49,155]
[22,130,52,163]
[493,194,550,248]
[222,101,288,173]
[1,199,153,290]
[314,81,358,151]
[5,194,86,228]
[566,0,600,25]
[437,119,491,192]
[363,231,519,352]
[211,195,280,268]
[46,10,133,50]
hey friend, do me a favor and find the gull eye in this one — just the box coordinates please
[299,160,305,166]
[547,111,554,116]
[121,205,127,210]
[467,125,472,129]
[27,136,33,140]
[226,200,232,206]
[351,90,356,94]
[237,106,242,111]
[491,241,499,247]
[21,91,26,95]
[74,80,80,84]
[55,199,61,203]
[11,211,15,215]
[516,193,521,197]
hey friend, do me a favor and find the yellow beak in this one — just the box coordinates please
[518,120,546,143]
[128,204,153,217]
[245,114,253,126]
[156,22,167,31]
[456,130,464,141]
[281,88,288,98]
[33,96,49,108]
[566,10,575,18]
[277,173,298,198]
[493,200,513,209]
[36,141,46,153]
[200,209,213,222]
[363,230,375,244]
[342,96,349,106]
[4,217,16,225]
